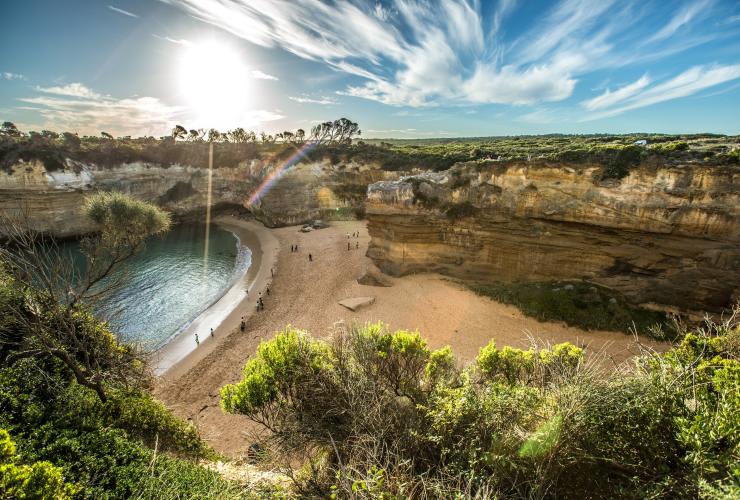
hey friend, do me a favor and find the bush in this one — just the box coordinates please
[221,311,740,498]
[0,428,78,499]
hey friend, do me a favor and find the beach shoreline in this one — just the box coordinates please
[152,216,278,378]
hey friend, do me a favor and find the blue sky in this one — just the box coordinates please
[1,0,739,138]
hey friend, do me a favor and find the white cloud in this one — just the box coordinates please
[108,5,139,18]
[153,34,192,45]
[582,64,740,120]
[19,93,184,137]
[581,74,651,111]
[463,63,577,105]
[35,83,102,99]
[647,0,712,43]
[18,83,283,136]
[2,72,24,81]
[146,0,735,114]
[289,95,337,105]
[251,69,278,80]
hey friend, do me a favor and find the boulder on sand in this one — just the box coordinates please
[300,225,313,233]
[357,265,393,287]
[338,296,375,312]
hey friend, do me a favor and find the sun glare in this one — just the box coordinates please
[178,40,250,129]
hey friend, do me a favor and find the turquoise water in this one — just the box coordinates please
[66,223,250,351]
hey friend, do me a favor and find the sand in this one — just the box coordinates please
[155,217,666,457]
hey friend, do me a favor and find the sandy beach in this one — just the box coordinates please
[155,217,666,457]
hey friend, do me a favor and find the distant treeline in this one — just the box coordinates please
[1,120,738,175]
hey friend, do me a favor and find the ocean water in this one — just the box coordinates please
[65,223,251,351]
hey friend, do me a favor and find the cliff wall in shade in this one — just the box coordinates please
[0,159,394,237]
[365,160,740,313]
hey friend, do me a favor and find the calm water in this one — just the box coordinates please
[64,223,250,350]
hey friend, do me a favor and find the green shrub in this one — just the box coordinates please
[0,428,78,499]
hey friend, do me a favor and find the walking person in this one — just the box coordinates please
[210,328,214,338]
[266,286,270,296]
[309,253,313,262]
[356,241,359,249]
[195,333,199,346]
[271,268,274,277]
[348,242,351,251]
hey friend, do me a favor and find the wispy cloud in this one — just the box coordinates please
[19,93,183,136]
[35,83,102,99]
[581,74,651,111]
[582,64,740,120]
[2,72,25,81]
[251,69,278,81]
[289,95,337,105]
[18,82,284,135]
[108,5,139,18]
[647,0,713,43]
[163,0,722,110]
[152,34,192,45]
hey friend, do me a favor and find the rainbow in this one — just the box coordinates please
[247,141,318,206]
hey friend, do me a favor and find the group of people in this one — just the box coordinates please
[346,231,361,250]
[194,327,215,347]
[290,244,299,252]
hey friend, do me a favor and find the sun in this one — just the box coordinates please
[178,40,250,129]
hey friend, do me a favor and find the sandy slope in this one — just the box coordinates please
[155,217,665,457]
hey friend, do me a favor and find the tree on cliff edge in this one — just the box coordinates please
[0,192,171,402]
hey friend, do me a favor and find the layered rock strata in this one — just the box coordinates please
[0,159,392,237]
[366,161,740,313]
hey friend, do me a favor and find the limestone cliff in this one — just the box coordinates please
[0,158,393,237]
[366,160,740,313]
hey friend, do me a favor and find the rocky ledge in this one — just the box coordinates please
[365,160,740,314]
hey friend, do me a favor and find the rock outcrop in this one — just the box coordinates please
[365,160,740,313]
[0,159,395,237]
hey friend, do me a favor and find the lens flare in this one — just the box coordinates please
[247,141,318,206]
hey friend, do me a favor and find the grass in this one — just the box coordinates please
[470,280,672,337]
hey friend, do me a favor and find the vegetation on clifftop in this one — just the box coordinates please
[2,120,738,175]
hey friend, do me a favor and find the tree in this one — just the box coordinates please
[1,121,21,137]
[295,128,306,143]
[171,125,187,141]
[61,132,81,149]
[207,128,222,143]
[0,192,171,402]
[309,118,361,145]
[101,131,113,140]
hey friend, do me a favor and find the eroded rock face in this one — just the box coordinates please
[0,159,395,237]
[366,161,740,313]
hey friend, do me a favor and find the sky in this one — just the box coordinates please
[1,0,739,138]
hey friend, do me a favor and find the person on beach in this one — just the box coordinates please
[295,244,298,252]
[271,268,274,277]
[309,253,313,262]
[245,288,249,296]
[195,333,199,346]
[266,286,270,296]
[348,242,350,251]
[210,328,214,338]
[240,320,245,332]
[356,241,359,249]
[259,297,264,310]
